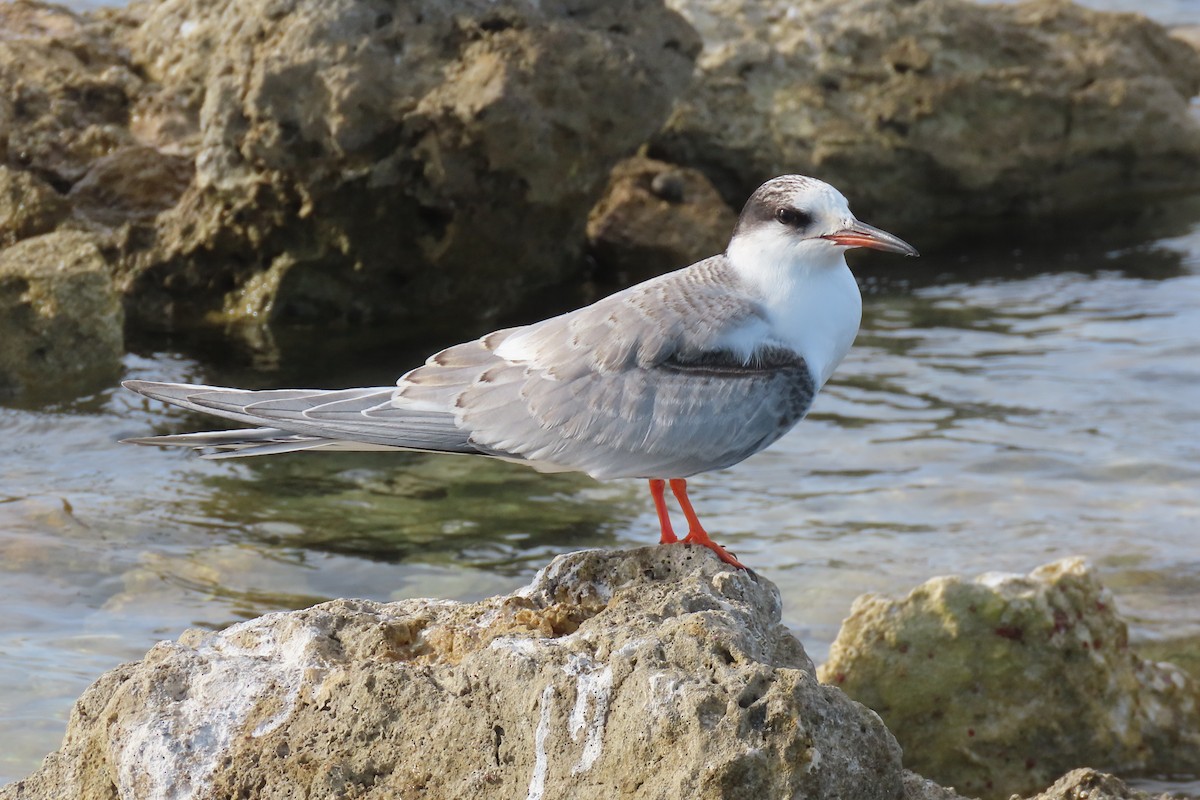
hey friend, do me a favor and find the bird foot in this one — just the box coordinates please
[681,530,747,570]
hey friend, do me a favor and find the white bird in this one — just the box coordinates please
[123,175,917,569]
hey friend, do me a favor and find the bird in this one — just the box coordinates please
[123,175,917,570]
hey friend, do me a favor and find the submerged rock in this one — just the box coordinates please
[656,0,1200,245]
[0,230,123,397]
[2,547,911,800]
[819,558,1200,799]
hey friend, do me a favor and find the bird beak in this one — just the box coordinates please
[822,220,919,257]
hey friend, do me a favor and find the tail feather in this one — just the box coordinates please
[121,380,480,456]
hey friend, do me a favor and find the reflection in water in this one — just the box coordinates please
[1,234,1199,786]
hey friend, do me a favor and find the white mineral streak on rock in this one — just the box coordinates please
[491,635,549,658]
[527,684,556,800]
[114,615,321,800]
[564,654,613,775]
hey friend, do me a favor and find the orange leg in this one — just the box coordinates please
[667,478,747,570]
[648,479,678,544]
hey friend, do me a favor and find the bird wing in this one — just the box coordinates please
[126,256,818,476]
[397,255,819,479]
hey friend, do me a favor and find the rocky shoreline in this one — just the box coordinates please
[1,548,1194,799]
[3,0,1200,396]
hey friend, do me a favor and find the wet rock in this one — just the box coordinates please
[2,547,911,799]
[108,0,699,331]
[655,0,1200,246]
[0,230,123,397]
[0,166,68,246]
[819,558,1200,800]
[586,156,737,284]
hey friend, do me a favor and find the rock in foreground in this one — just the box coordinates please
[2,547,909,800]
[820,558,1200,799]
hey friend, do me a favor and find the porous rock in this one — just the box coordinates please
[0,166,68,247]
[1017,768,1172,800]
[586,156,738,284]
[1,547,910,800]
[109,0,699,330]
[0,1,145,188]
[655,0,1200,245]
[819,558,1200,799]
[0,230,123,396]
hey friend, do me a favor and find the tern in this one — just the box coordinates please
[123,175,917,569]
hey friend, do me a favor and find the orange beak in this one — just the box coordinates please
[822,220,919,256]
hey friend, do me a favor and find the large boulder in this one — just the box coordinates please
[819,558,1200,799]
[0,230,123,397]
[654,0,1200,245]
[1,547,913,800]
[110,0,699,330]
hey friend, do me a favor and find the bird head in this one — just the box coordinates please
[728,175,918,273]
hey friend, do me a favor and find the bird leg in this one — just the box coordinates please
[648,479,679,544]
[668,478,747,570]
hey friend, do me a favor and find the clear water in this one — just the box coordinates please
[2,204,1199,787]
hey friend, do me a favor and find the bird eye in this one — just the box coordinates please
[775,207,811,228]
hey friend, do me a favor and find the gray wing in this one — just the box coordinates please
[122,383,478,458]
[398,255,818,479]
[126,255,817,476]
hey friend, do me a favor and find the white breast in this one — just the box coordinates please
[726,228,863,388]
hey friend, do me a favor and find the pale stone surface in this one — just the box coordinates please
[586,156,737,284]
[820,558,1200,800]
[0,230,123,396]
[1,547,911,800]
[1017,768,1173,800]
[656,0,1200,244]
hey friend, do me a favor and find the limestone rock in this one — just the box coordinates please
[0,230,123,397]
[0,166,68,247]
[586,156,737,284]
[2,547,910,800]
[109,0,699,331]
[1017,768,1172,800]
[655,0,1200,245]
[819,558,1200,799]
[0,1,143,188]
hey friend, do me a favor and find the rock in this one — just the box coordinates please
[586,156,737,284]
[819,558,1200,800]
[2,547,912,799]
[107,0,699,331]
[0,166,68,247]
[654,0,1200,246]
[0,230,123,397]
[0,1,144,188]
[66,145,194,227]
[1017,768,1171,800]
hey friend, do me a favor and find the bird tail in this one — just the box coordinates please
[121,380,477,459]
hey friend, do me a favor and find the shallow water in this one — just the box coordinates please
[3,203,1200,786]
